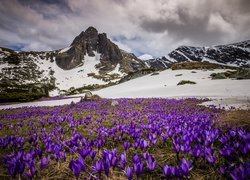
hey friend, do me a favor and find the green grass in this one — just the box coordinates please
[175,74,183,76]
[211,69,250,80]
[177,80,197,85]
[0,92,47,102]
[151,72,160,76]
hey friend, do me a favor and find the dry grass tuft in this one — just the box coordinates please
[218,109,250,129]
[171,61,238,70]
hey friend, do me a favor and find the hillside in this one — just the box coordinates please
[145,40,250,69]
[0,27,146,101]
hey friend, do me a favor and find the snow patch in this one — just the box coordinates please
[32,51,106,93]
[202,58,239,67]
[0,63,8,71]
[201,97,250,110]
[59,46,71,53]
[0,97,81,110]
[175,50,191,61]
[164,55,177,63]
[94,69,250,99]
[0,54,6,58]
[108,64,122,75]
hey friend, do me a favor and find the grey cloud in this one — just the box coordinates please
[0,0,249,56]
[138,0,250,47]
[140,10,225,45]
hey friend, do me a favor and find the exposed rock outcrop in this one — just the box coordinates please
[56,26,146,72]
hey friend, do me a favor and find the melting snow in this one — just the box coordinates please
[32,51,106,93]
[0,54,6,58]
[0,63,8,71]
[176,50,191,61]
[59,46,71,53]
[0,97,81,110]
[94,69,250,109]
[1,69,250,110]
[107,64,125,76]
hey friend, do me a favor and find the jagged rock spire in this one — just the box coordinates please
[55,26,146,71]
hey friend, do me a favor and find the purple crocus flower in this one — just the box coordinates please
[92,160,103,174]
[192,145,204,157]
[171,166,181,177]
[125,166,133,180]
[89,150,97,160]
[140,139,149,150]
[121,153,127,162]
[133,142,139,149]
[133,162,144,177]
[229,163,250,180]
[163,165,172,177]
[79,147,90,159]
[103,160,110,177]
[143,152,149,160]
[220,166,226,175]
[36,148,43,157]
[241,142,250,154]
[119,153,127,169]
[5,156,25,178]
[123,141,130,151]
[180,158,192,176]
[205,147,216,165]
[25,161,35,179]
[40,155,50,170]
[69,158,86,179]
[149,133,157,144]
[146,155,157,172]
[206,152,216,165]
[220,146,235,157]
[133,154,141,164]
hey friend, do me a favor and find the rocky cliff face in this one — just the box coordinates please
[146,40,250,70]
[56,27,146,72]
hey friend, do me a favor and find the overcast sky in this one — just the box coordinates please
[0,0,250,57]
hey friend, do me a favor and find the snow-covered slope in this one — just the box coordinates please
[1,69,249,110]
[144,55,177,69]
[0,48,127,96]
[31,51,110,95]
[95,69,250,99]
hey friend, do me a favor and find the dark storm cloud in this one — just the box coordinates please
[237,0,250,14]
[0,0,249,56]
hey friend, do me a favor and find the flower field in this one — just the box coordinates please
[0,98,249,179]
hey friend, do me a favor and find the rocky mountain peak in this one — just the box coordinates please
[85,26,98,33]
[69,26,99,57]
[56,26,145,72]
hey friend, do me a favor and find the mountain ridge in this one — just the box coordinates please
[145,40,250,69]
